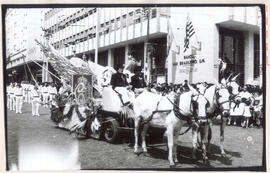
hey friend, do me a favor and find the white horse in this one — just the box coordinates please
[194,83,231,161]
[133,85,209,167]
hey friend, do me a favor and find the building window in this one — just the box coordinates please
[127,12,134,25]
[254,34,260,79]
[115,17,120,30]
[122,15,127,27]
[151,8,157,18]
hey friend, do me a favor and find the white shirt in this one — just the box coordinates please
[28,84,35,93]
[49,86,57,94]
[42,86,49,94]
[14,87,23,96]
[31,89,40,98]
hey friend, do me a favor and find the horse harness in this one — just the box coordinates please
[215,87,231,113]
[141,97,172,125]
[139,92,211,135]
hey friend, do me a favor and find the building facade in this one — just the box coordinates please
[5,8,46,83]
[44,7,262,86]
[168,7,262,86]
[44,7,169,83]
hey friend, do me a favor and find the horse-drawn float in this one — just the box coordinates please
[37,40,165,144]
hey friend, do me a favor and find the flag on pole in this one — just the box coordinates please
[166,20,178,55]
[183,15,195,53]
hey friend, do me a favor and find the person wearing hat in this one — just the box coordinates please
[111,64,129,89]
[42,82,49,108]
[14,82,24,114]
[7,83,12,110]
[111,64,132,105]
[31,85,41,116]
[27,82,35,104]
[130,66,146,92]
[48,83,58,108]
[9,83,16,111]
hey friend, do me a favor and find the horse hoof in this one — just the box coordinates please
[143,151,150,157]
[192,155,197,161]
[191,157,197,163]
[203,158,210,165]
[169,164,176,168]
[221,153,227,158]
[134,151,140,156]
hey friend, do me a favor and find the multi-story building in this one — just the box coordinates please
[5,8,46,83]
[44,6,262,86]
[44,7,169,83]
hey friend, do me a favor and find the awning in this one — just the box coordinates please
[217,20,260,33]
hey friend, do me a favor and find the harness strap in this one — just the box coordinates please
[141,110,172,126]
[141,98,171,125]
[179,125,192,135]
[167,97,194,123]
[113,88,125,105]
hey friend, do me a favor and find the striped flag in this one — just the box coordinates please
[184,16,195,53]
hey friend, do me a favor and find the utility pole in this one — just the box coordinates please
[144,7,152,84]
[45,37,49,82]
[95,8,100,64]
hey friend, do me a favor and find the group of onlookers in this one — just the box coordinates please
[228,85,263,128]
[6,81,62,116]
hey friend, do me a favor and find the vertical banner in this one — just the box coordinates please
[72,74,93,105]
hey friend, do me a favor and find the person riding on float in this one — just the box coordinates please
[111,64,133,106]
[130,66,146,95]
[111,64,129,89]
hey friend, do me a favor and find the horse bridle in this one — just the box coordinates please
[215,87,231,112]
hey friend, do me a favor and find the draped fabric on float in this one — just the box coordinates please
[48,63,60,82]
[35,39,106,94]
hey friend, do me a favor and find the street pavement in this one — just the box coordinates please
[6,102,264,170]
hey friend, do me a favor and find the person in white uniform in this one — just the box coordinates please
[48,83,58,108]
[9,83,16,111]
[31,85,41,116]
[14,82,24,114]
[28,83,35,104]
[42,83,49,108]
[7,83,12,110]
[21,83,27,103]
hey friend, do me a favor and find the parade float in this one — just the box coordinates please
[36,40,165,143]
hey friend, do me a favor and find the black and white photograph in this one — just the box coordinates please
[3,4,266,171]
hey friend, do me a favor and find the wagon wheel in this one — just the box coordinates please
[104,118,120,144]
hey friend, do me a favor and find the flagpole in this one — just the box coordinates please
[186,13,194,83]
[95,8,100,64]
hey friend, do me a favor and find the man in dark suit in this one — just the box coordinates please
[111,64,129,89]
[130,66,146,91]
[110,64,134,106]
